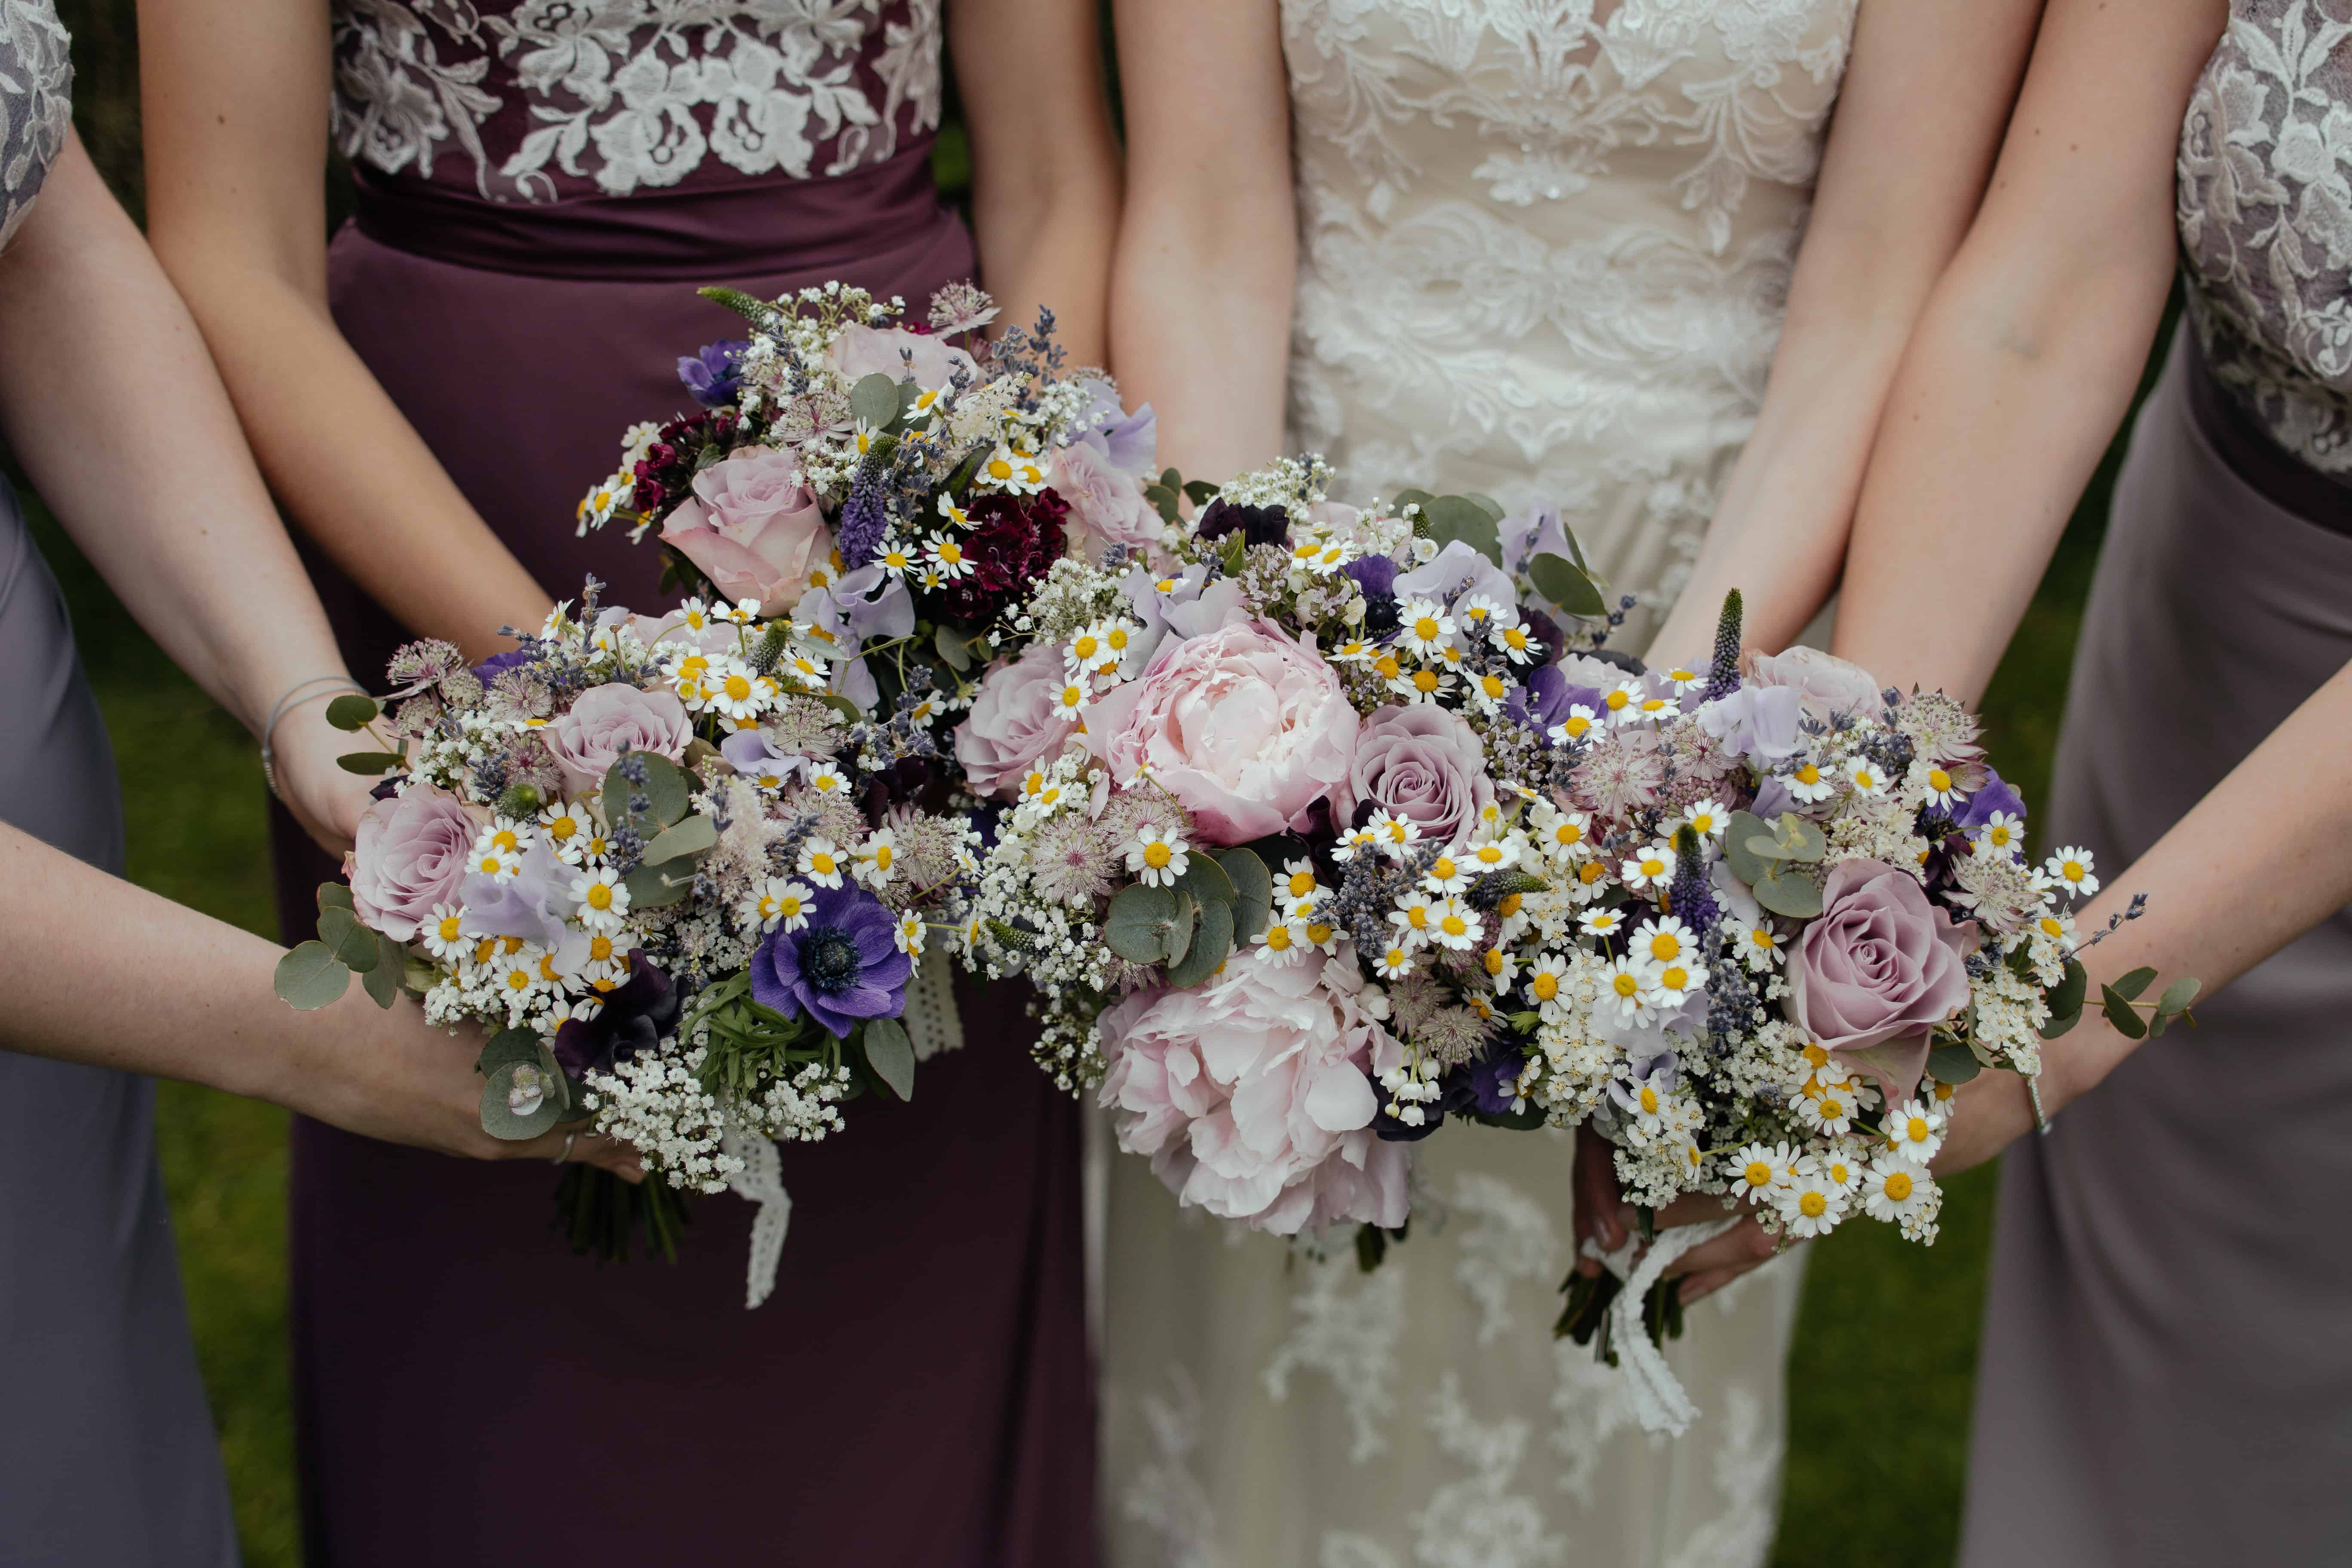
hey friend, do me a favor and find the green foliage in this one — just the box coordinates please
[271,941,348,1010]
[322,693,379,731]
[1419,494,1502,566]
[850,371,903,429]
[1165,897,1234,988]
[859,1017,916,1101]
[334,750,403,775]
[315,905,379,972]
[1104,882,1184,964]
[1527,550,1607,617]
[1211,847,1274,945]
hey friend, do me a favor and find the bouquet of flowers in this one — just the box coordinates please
[273,583,982,1301]
[945,455,2188,1430]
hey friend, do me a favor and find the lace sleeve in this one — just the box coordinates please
[0,0,72,253]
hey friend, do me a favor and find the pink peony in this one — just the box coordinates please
[1083,619,1357,845]
[347,785,481,942]
[1345,704,1494,848]
[540,682,693,798]
[823,323,979,391]
[1788,859,1981,1105]
[1098,954,1409,1235]
[659,449,831,610]
[1749,646,1882,719]
[1049,436,1165,561]
[953,641,1080,799]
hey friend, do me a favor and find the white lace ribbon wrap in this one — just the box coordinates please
[723,962,964,1308]
[1579,1216,1742,1437]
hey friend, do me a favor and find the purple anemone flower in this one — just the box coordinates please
[677,339,747,409]
[749,882,912,1040]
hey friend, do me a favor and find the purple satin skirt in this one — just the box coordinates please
[268,149,1095,1567]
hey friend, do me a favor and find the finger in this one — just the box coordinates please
[1661,1219,1781,1280]
[1679,1267,1746,1305]
[1653,1191,1739,1230]
[577,1136,646,1184]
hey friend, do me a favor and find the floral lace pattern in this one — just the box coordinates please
[2179,0,2352,475]
[1280,0,1856,632]
[331,0,943,202]
[0,0,70,252]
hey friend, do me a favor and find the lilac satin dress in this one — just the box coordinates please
[266,8,1094,1562]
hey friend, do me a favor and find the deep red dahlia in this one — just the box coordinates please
[930,488,1069,627]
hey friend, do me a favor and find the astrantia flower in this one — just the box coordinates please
[1124,823,1191,888]
[1620,841,1677,892]
[749,882,913,1040]
[2041,846,2098,898]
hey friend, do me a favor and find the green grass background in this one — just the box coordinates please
[39,8,2160,1562]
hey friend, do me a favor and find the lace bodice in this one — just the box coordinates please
[331,0,944,203]
[1281,0,1857,625]
[2179,0,2352,476]
[0,0,70,252]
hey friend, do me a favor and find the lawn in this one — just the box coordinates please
[36,7,2159,1562]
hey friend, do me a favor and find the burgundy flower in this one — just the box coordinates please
[930,489,1068,626]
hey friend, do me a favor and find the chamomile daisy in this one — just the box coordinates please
[1523,953,1573,1017]
[570,867,630,933]
[741,877,815,933]
[1861,1158,1933,1224]
[1429,897,1485,951]
[854,827,900,888]
[1783,759,1837,804]
[1396,597,1456,658]
[1620,840,1678,893]
[539,799,597,865]
[1974,811,2025,860]
[1882,1098,1947,1164]
[1632,915,1698,968]
[1549,704,1601,746]
[798,836,848,888]
[2042,846,2099,898]
[1596,956,1661,1025]
[1124,824,1191,887]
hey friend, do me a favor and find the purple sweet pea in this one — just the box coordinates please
[1505,663,1605,739]
[457,842,570,949]
[677,340,746,409]
[1951,769,2026,830]
[1466,1047,1529,1116]
[472,646,532,685]
[552,952,679,1076]
[749,882,912,1040]
[1695,683,1805,766]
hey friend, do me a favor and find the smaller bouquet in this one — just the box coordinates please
[273,584,981,1301]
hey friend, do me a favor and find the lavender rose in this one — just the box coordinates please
[1749,646,1882,719]
[1049,434,1165,561]
[1345,704,1494,847]
[659,449,830,610]
[540,682,692,798]
[1788,859,1981,1105]
[347,785,480,942]
[953,641,1080,799]
[1084,619,1358,845]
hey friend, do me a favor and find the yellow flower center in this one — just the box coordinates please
[1441,914,1467,937]
[1306,922,1333,945]
[1578,862,1605,886]
[1799,1191,1828,1218]
[1412,669,1441,694]
[1483,948,1506,976]
[2062,860,2084,880]
[1496,894,1522,917]
[1751,927,1777,950]
[1928,768,1951,792]
[1144,842,1173,870]
[588,935,614,962]
[1265,926,1293,951]
[1374,655,1403,681]
[1795,764,1821,786]
[436,915,462,942]
[1803,1044,1830,1068]
[1660,965,1688,992]
[1650,933,1681,962]
[480,855,505,874]
[1553,823,1583,848]
[1639,1086,1660,1113]
[1744,1161,1773,1188]
[937,541,962,565]
[1604,689,1629,711]
[1534,973,1560,1001]
[1480,675,1506,698]
[988,457,1014,481]
[548,815,576,841]
[1612,972,1639,998]
[1819,1096,1844,1120]
[1641,858,1665,878]
[1413,616,1441,641]
[872,845,893,870]
[1883,1171,1914,1201]
[724,673,751,701]
[1288,871,1317,898]
[586,883,613,910]
[811,853,836,876]
[1073,635,1099,660]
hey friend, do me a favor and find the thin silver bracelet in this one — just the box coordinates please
[260,676,365,802]
[2028,1074,2052,1136]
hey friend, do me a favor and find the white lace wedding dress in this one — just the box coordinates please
[1097,4,1856,1564]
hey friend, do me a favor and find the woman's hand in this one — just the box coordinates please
[293,987,644,1179]
[266,698,381,857]
[1572,1125,1783,1304]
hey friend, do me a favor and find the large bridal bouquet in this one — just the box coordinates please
[946,456,2186,1430]
[273,583,981,1298]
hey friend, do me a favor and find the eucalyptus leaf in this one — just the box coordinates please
[1753,865,1824,919]
[815,692,867,726]
[1165,897,1234,989]
[623,861,696,909]
[1182,479,1220,507]
[1105,883,1180,964]
[474,1027,544,1075]
[850,371,902,430]
[1926,1042,1983,1087]
[897,380,925,420]
[323,692,380,732]
[1773,814,1828,864]
[1461,492,1506,522]
[2045,957,2088,1023]
[1561,520,1591,573]
[1422,495,1503,566]
[480,1060,564,1139]
[1145,484,1180,525]
[1393,488,1436,512]
[2099,984,2150,1040]
[1160,467,1182,490]
[1173,853,1236,913]
[641,813,719,866]
[2156,975,2202,1016]
[1162,891,1199,971]
[1527,551,1606,618]
[336,751,404,776]
[316,882,355,913]
[273,941,349,1011]
[603,750,690,829]
[1211,847,1274,945]
[317,905,381,973]
[861,1017,916,1102]
[361,952,399,1008]
[2109,965,2159,1003]
[2040,1010,2083,1041]
[934,622,974,672]
[1722,810,1774,886]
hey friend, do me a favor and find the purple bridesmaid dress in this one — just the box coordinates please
[266,7,1095,1563]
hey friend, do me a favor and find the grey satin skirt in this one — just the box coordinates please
[0,478,239,1565]
[1958,337,2352,1563]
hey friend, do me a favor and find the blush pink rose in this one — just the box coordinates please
[1048,437,1165,560]
[953,641,1080,799]
[659,449,830,611]
[1083,619,1357,845]
[347,785,480,942]
[1788,859,1981,1105]
[1098,954,1409,1235]
[1749,646,1882,719]
[541,682,693,797]
[1345,704,1494,848]
[823,324,979,391]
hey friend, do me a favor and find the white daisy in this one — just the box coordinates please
[1523,953,1573,1018]
[1578,906,1629,941]
[1464,835,1522,875]
[468,822,528,884]
[1373,943,1418,980]
[1388,892,1438,949]
[1620,841,1678,893]
[1632,915,1698,970]
[924,532,974,580]
[1974,811,2025,861]
[570,867,630,933]
[1778,1174,1847,1238]
[1596,956,1661,1025]
[1845,760,1887,797]
[742,877,815,933]
[855,828,900,888]
[1659,664,1707,695]
[1534,805,1593,862]
[1680,799,1730,842]
[1922,766,1962,809]
[1882,1098,1947,1164]
[419,903,471,962]
[1124,823,1191,888]
[798,836,848,888]
[894,914,927,958]
[1783,759,1838,804]
[539,799,598,866]
[1861,1157,1933,1224]
[2042,846,2099,899]
[1254,921,1309,967]
[1739,920,1786,971]
[1807,1146,1867,1194]
[1548,704,1601,746]
[1730,1141,1794,1205]
[701,658,770,723]
[1429,897,1485,951]
[803,763,850,799]
[1396,598,1456,659]
[1481,944,1521,994]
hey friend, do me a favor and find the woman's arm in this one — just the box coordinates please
[137,0,547,664]
[1831,0,2228,703]
[0,132,372,851]
[951,0,1124,367]
[1104,0,1293,479]
[0,823,638,1173]
[1936,659,2352,1172]
[1645,0,2044,667]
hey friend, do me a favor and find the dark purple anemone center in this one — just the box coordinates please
[797,927,864,994]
